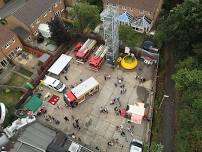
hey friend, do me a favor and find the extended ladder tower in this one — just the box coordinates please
[100,6,119,65]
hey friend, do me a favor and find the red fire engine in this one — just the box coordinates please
[75,39,97,64]
[89,45,108,71]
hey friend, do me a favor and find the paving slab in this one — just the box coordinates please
[37,52,156,152]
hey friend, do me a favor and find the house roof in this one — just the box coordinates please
[13,0,59,26]
[46,132,94,152]
[106,0,161,14]
[0,0,27,18]
[10,122,56,152]
[0,26,15,48]
[12,26,30,40]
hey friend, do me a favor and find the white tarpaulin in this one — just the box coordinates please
[48,54,72,75]
[127,102,145,116]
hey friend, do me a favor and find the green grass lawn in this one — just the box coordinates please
[0,89,23,127]
[6,73,28,87]
[18,68,33,77]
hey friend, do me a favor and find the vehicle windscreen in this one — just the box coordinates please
[56,82,63,90]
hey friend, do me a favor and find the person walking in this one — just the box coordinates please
[64,116,69,121]
[64,76,68,80]
[73,123,77,129]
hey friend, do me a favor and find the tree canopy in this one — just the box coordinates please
[155,0,202,58]
[155,0,202,151]
[69,3,100,31]
[79,0,103,12]
[48,17,70,45]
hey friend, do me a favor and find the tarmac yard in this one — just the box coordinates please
[38,52,155,152]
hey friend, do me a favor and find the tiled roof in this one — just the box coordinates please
[13,0,59,26]
[12,26,30,40]
[0,26,15,48]
[106,0,161,13]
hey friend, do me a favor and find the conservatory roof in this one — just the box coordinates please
[116,12,134,23]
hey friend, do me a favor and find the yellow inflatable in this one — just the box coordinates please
[120,55,138,70]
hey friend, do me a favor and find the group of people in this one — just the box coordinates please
[120,84,127,94]
[134,75,146,83]
[44,114,60,125]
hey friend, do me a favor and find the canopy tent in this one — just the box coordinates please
[127,102,145,124]
[48,54,72,75]
[24,96,43,113]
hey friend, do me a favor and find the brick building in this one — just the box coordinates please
[102,0,163,21]
[0,26,23,69]
[0,0,5,8]
[7,0,65,41]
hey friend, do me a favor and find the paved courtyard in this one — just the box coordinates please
[37,52,155,152]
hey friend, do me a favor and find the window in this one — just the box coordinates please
[16,47,21,52]
[55,11,61,17]
[8,52,15,59]
[36,19,40,24]
[122,6,126,10]
[5,44,10,49]
[1,59,8,67]
[12,39,15,43]
[33,31,38,36]
[130,7,133,11]
[139,10,144,14]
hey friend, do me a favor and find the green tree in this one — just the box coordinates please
[119,25,145,48]
[48,17,70,45]
[155,0,202,57]
[79,0,103,12]
[175,57,195,70]
[173,68,202,91]
[150,142,164,152]
[69,3,100,31]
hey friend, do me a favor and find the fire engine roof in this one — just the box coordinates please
[89,57,102,66]
[71,77,99,99]
[48,54,72,75]
[66,91,76,102]
[76,50,86,58]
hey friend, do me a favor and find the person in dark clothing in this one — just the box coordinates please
[64,116,69,121]
[73,123,77,128]
[64,76,68,80]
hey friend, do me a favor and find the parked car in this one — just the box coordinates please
[42,75,66,92]
[129,139,143,152]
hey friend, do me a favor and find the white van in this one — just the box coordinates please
[42,75,66,92]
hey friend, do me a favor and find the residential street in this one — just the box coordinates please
[162,48,176,152]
